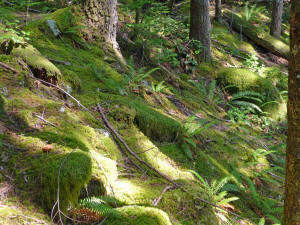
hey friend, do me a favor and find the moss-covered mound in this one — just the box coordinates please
[217,68,286,120]
[107,205,172,225]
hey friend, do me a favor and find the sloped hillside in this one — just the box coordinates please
[0,1,288,224]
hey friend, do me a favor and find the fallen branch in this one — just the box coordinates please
[33,113,57,127]
[4,0,43,13]
[97,104,179,187]
[16,214,49,225]
[0,62,19,74]
[152,185,176,206]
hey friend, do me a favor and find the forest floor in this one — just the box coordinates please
[0,1,289,225]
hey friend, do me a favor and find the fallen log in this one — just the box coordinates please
[224,11,290,60]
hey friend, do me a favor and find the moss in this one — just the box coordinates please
[62,69,82,93]
[40,151,92,213]
[99,93,183,142]
[211,22,256,55]
[106,206,172,225]
[217,68,286,120]
[0,95,7,115]
[12,44,61,80]
[120,125,193,180]
[261,67,288,91]
[224,11,290,60]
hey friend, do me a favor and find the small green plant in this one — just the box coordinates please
[227,90,264,113]
[189,80,224,104]
[72,197,119,223]
[150,81,169,104]
[189,171,239,223]
[244,53,264,75]
[181,116,216,159]
[244,2,266,21]
[189,171,239,205]
[0,20,30,54]
[121,56,159,95]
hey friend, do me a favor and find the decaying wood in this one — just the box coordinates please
[224,11,290,60]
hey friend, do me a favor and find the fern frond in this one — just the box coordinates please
[217,197,239,206]
[78,197,119,218]
[212,177,230,195]
[188,170,211,191]
[231,90,263,99]
[208,80,216,100]
[232,101,262,112]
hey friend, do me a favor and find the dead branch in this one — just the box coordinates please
[0,62,19,74]
[33,113,57,127]
[3,0,42,13]
[152,185,176,206]
[51,149,86,225]
[16,214,49,225]
[97,104,179,187]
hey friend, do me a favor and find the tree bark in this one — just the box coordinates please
[190,0,212,62]
[270,0,283,38]
[73,0,125,64]
[283,0,300,224]
[215,0,222,23]
[225,11,289,60]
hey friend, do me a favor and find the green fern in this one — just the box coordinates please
[244,2,266,21]
[78,197,119,218]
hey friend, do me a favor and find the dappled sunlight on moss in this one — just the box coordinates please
[107,205,172,225]
[120,125,194,180]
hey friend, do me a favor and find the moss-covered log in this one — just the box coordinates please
[224,11,290,60]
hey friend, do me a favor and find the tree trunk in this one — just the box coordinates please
[225,11,289,60]
[73,0,125,64]
[270,0,283,38]
[190,0,212,62]
[283,0,300,224]
[169,0,175,12]
[215,0,222,23]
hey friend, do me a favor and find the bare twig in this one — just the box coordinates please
[33,114,57,127]
[16,214,49,225]
[152,185,176,206]
[3,0,42,13]
[97,104,179,187]
[50,149,86,224]
[0,62,19,74]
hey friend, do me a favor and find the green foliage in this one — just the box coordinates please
[78,197,119,217]
[189,171,239,223]
[120,56,159,95]
[244,53,264,75]
[0,20,30,54]
[188,80,223,104]
[181,116,216,159]
[150,81,170,104]
[244,2,266,21]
